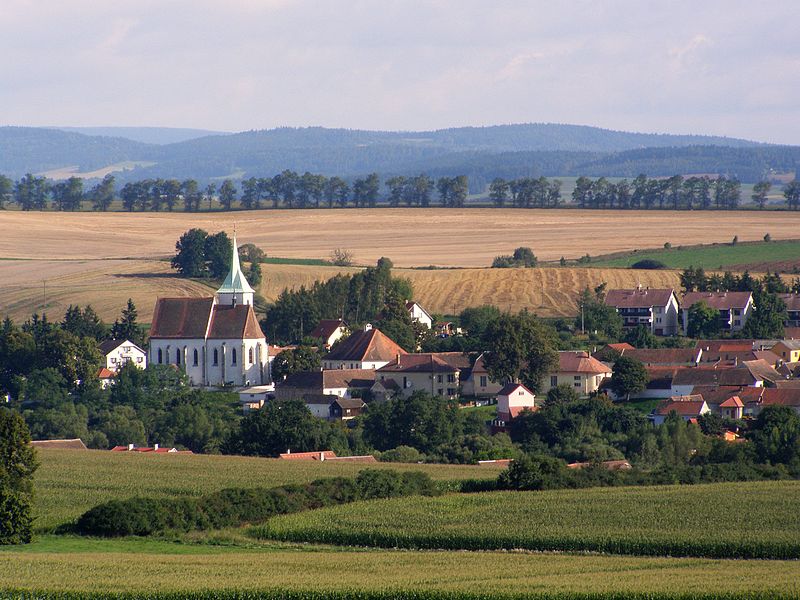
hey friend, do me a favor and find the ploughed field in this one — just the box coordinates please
[256,481,800,559]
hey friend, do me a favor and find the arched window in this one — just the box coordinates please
[193,349,199,366]
[176,349,181,365]
[248,348,254,364]
[213,348,219,366]
[232,348,237,365]
[157,348,163,364]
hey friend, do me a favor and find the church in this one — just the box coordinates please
[148,235,269,387]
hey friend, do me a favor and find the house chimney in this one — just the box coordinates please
[319,451,325,462]
[364,323,372,331]
[154,443,159,451]
[127,443,134,451]
[396,353,401,365]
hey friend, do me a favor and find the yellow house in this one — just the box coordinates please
[772,340,800,364]
[543,351,612,396]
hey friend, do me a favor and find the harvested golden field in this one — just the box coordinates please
[2,208,800,267]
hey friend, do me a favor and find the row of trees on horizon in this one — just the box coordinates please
[2,170,799,212]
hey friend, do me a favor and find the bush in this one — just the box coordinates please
[631,259,667,270]
[380,445,425,463]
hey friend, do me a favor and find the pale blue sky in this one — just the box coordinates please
[1,0,798,143]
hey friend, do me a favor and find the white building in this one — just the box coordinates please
[496,383,537,422]
[406,301,433,329]
[148,235,269,387]
[681,291,754,336]
[99,339,147,372]
[321,325,407,370]
[604,288,680,336]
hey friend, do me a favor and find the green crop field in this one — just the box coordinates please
[590,239,800,270]
[32,449,502,532]
[257,481,800,559]
[1,536,799,597]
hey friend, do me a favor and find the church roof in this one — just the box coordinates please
[149,297,214,339]
[208,304,264,339]
[217,234,255,296]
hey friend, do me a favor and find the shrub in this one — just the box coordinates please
[380,446,425,463]
[631,259,667,270]
[329,248,354,266]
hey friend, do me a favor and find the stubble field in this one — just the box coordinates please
[2,208,798,321]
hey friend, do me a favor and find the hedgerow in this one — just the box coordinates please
[74,469,438,537]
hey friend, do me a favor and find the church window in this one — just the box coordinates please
[157,349,163,364]
[232,349,237,365]
[193,349,199,366]
[249,348,254,364]
[176,350,181,365]
[213,348,219,366]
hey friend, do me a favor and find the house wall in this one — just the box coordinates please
[382,371,459,399]
[542,371,610,396]
[497,390,536,414]
[105,344,147,371]
[654,295,680,336]
[464,370,503,397]
[773,342,800,363]
[409,305,433,329]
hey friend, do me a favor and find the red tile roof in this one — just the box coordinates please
[655,400,707,416]
[683,291,753,310]
[719,396,744,408]
[97,367,115,379]
[695,340,755,352]
[282,369,376,390]
[149,297,214,338]
[605,288,676,308]
[309,319,345,341]
[558,351,612,374]
[621,348,701,365]
[326,328,407,362]
[207,304,264,339]
[278,451,337,460]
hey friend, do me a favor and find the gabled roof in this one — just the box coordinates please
[741,359,782,384]
[760,388,800,407]
[378,353,458,374]
[672,367,758,387]
[374,377,400,391]
[279,450,337,460]
[303,393,339,406]
[605,288,676,308]
[775,339,800,350]
[655,399,708,416]
[282,369,376,390]
[778,293,800,312]
[97,367,116,379]
[695,340,755,352]
[309,319,345,341]
[30,438,87,450]
[497,382,534,397]
[99,339,126,354]
[719,396,744,408]
[325,328,407,362]
[557,351,612,374]
[150,297,214,339]
[207,304,264,339]
[683,291,753,310]
[621,347,701,366]
[332,397,366,410]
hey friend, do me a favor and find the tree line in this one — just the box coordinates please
[3,170,798,211]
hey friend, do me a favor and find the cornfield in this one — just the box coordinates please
[257,481,800,559]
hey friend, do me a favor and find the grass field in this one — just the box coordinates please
[592,239,800,270]
[257,481,800,559]
[32,449,502,532]
[1,536,799,597]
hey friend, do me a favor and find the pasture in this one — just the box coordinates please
[2,536,800,597]
[256,481,800,559]
[32,448,502,532]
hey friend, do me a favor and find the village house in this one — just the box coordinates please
[461,352,504,398]
[308,319,347,349]
[604,287,680,336]
[375,353,467,400]
[329,397,367,420]
[406,301,433,329]
[495,383,537,423]
[238,384,274,413]
[778,293,800,327]
[321,325,407,370]
[670,359,782,396]
[681,291,754,336]
[275,369,375,402]
[97,339,147,387]
[148,235,269,387]
[651,396,710,425]
[694,386,800,417]
[544,351,612,396]
[771,340,800,364]
[617,347,702,366]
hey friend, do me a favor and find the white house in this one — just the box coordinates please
[238,384,275,413]
[308,319,347,348]
[604,287,680,336]
[544,352,612,396]
[496,383,537,422]
[406,301,433,329]
[682,291,754,336]
[321,325,407,370]
[99,339,147,371]
[148,234,269,387]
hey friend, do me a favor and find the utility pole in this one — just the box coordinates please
[43,280,47,310]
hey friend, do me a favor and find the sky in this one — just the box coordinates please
[1,0,799,144]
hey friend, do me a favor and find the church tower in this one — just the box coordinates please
[216,233,255,306]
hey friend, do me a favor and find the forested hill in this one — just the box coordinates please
[55,126,230,145]
[0,123,795,184]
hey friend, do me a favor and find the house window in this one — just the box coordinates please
[137,357,142,363]
[574,375,581,381]
[734,320,741,326]
[193,349,199,366]
[176,350,181,365]
[232,349,237,365]
[447,388,456,396]
[403,376,407,388]
[437,388,443,396]
[447,374,456,383]
[550,375,558,387]
[574,382,581,388]
[437,375,443,383]
[480,375,487,387]
[110,357,117,364]
[157,349,163,364]
[733,309,741,316]
[213,349,219,366]
[249,348,254,364]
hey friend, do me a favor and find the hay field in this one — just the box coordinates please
[3,208,800,267]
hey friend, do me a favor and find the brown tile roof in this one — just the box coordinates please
[695,340,755,352]
[149,297,214,338]
[672,367,758,387]
[332,397,366,410]
[605,288,676,308]
[30,438,88,450]
[208,304,264,339]
[282,369,376,390]
[655,399,707,416]
[303,393,339,405]
[309,319,345,341]
[784,327,800,340]
[778,293,800,312]
[558,351,612,374]
[325,328,407,362]
[374,377,401,391]
[741,359,782,384]
[621,348,701,365]
[645,366,680,389]
[99,339,126,354]
[378,353,459,374]
[269,344,296,357]
[760,388,800,407]
[279,451,337,460]
[776,340,800,350]
[682,291,753,310]
[97,367,116,379]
